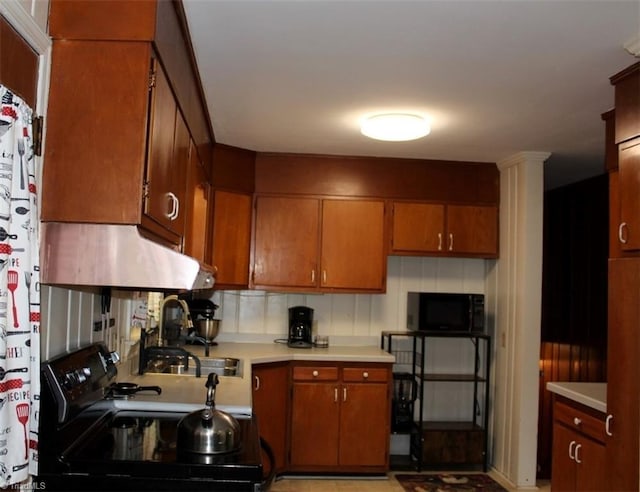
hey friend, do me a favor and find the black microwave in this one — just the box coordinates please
[407,292,485,333]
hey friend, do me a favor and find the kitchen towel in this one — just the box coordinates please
[0,85,41,486]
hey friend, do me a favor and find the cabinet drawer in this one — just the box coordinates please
[554,401,606,443]
[292,366,338,381]
[342,367,389,383]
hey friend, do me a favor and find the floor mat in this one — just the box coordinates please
[395,473,508,492]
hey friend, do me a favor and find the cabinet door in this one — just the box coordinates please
[574,436,606,492]
[339,383,389,467]
[144,59,186,242]
[183,141,210,264]
[252,363,289,474]
[211,191,252,287]
[321,199,386,290]
[607,259,640,491]
[446,205,498,256]
[252,196,320,289]
[391,202,445,253]
[290,382,339,467]
[551,423,577,492]
[42,41,150,224]
[618,137,640,251]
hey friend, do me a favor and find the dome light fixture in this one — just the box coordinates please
[360,113,430,141]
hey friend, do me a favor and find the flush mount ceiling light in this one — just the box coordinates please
[360,113,431,141]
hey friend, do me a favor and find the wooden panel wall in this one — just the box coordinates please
[537,174,609,479]
[254,152,499,203]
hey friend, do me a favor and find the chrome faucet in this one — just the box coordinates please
[158,295,193,346]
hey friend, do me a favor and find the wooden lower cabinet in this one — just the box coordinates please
[251,362,290,475]
[551,398,606,492]
[606,258,640,491]
[289,363,391,473]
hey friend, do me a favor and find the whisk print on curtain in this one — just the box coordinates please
[0,85,41,487]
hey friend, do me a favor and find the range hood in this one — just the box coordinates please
[41,223,215,291]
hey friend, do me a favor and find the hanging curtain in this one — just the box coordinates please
[0,85,41,486]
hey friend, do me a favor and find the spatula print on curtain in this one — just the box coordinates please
[0,86,41,487]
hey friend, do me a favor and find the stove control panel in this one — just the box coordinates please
[42,343,118,423]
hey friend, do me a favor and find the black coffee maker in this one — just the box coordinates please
[288,306,313,348]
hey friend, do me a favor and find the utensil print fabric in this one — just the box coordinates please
[0,85,41,487]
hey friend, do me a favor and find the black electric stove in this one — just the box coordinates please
[37,343,264,491]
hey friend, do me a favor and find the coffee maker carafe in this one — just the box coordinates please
[288,306,313,348]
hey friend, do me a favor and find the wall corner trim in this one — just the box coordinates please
[496,151,551,172]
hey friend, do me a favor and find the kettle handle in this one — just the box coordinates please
[205,372,219,407]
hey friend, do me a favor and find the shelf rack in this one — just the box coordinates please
[381,330,491,471]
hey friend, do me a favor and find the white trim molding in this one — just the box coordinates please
[0,0,50,55]
[624,32,640,57]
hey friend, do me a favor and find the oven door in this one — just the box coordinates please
[38,411,263,492]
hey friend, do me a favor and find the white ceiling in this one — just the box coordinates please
[182,0,640,189]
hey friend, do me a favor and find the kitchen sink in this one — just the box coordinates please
[146,357,243,378]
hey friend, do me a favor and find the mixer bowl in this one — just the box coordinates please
[195,319,220,340]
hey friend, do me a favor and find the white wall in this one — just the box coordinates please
[205,255,491,345]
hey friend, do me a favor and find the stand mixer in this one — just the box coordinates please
[187,298,220,347]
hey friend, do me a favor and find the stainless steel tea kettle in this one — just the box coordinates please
[177,373,241,455]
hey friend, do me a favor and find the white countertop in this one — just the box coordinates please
[546,381,607,413]
[117,342,395,416]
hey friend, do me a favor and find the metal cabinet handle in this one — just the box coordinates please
[573,417,582,426]
[606,414,613,436]
[311,270,315,283]
[569,440,577,460]
[619,222,628,244]
[343,387,347,402]
[166,192,179,221]
[323,270,327,284]
[254,375,260,391]
[437,233,442,251]
[363,372,369,379]
[312,370,319,377]
[334,388,338,402]
[448,233,454,251]
[574,443,582,464]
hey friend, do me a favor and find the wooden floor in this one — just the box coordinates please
[269,473,551,491]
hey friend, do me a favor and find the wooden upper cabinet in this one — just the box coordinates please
[391,202,498,258]
[617,137,640,252]
[183,140,211,265]
[611,62,640,144]
[252,196,320,289]
[210,190,252,288]
[142,60,187,243]
[252,196,386,292]
[49,0,158,41]
[391,202,445,253]
[321,199,386,291]
[42,41,151,225]
[447,205,498,256]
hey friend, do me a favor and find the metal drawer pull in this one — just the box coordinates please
[312,370,319,377]
[606,414,613,436]
[363,372,369,379]
[619,222,628,244]
[574,443,582,464]
[573,417,582,426]
[568,440,577,460]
